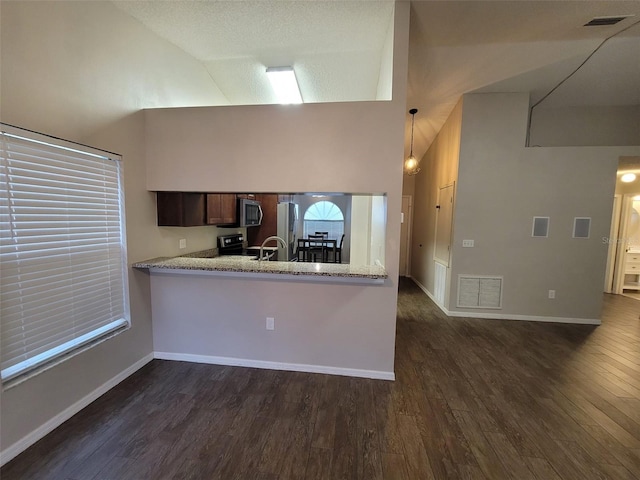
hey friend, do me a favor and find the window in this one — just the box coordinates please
[0,125,129,384]
[303,200,344,239]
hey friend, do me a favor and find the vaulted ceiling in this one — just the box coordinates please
[113,0,640,160]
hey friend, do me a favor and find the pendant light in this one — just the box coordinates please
[404,108,420,175]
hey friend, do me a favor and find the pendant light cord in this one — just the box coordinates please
[408,108,418,157]
[410,112,415,157]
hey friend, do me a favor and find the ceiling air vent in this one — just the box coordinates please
[584,16,631,26]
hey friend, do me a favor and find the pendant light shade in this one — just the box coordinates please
[404,108,420,175]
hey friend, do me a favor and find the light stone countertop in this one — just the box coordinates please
[133,250,388,284]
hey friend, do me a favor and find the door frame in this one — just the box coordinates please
[400,195,413,277]
[605,194,621,293]
[613,194,635,294]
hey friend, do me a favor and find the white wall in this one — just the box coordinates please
[530,106,640,147]
[370,195,387,266]
[376,8,395,101]
[0,0,224,462]
[145,101,403,194]
[351,196,373,265]
[449,93,640,321]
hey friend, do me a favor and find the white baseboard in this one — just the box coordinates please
[411,277,450,311]
[446,310,601,325]
[0,353,154,467]
[154,351,396,381]
[409,277,600,325]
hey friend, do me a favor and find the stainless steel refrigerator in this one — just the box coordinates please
[277,202,298,261]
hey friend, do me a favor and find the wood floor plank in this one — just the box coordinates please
[452,409,512,480]
[395,414,436,480]
[381,453,410,480]
[304,447,332,480]
[522,456,563,480]
[483,432,537,480]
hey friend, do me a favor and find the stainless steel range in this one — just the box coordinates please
[217,233,250,256]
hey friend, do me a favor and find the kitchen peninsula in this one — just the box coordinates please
[134,248,393,381]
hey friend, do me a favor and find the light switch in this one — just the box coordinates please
[462,239,474,248]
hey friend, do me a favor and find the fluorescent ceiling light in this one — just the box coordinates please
[266,67,302,104]
[621,173,637,183]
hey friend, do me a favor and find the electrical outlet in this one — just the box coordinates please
[548,290,556,299]
[462,239,474,247]
[179,239,187,249]
[266,317,275,330]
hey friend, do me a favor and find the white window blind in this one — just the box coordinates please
[0,125,130,383]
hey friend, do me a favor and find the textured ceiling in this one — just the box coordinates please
[114,0,395,104]
[113,0,640,160]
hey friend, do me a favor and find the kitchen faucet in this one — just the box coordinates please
[259,236,287,262]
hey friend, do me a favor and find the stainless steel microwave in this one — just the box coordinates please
[238,198,263,227]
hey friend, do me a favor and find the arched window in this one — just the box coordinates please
[303,201,344,239]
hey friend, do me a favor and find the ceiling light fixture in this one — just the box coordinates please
[404,108,420,176]
[621,173,637,183]
[266,66,302,105]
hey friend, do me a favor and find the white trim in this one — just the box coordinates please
[409,277,600,325]
[605,195,622,293]
[153,351,395,381]
[446,310,601,325]
[411,277,453,313]
[0,353,153,467]
[400,195,413,277]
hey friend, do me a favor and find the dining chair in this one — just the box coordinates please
[335,234,345,263]
[307,234,326,262]
[315,231,329,239]
[296,238,310,262]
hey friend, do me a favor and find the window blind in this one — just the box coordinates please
[0,125,130,383]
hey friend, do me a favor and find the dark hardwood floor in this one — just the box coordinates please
[3,277,640,479]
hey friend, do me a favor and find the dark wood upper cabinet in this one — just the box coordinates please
[156,192,206,227]
[156,192,277,232]
[206,194,237,225]
[246,193,278,246]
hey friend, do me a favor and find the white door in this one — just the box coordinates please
[399,195,412,276]
[434,183,455,266]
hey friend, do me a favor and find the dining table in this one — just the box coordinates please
[297,237,338,263]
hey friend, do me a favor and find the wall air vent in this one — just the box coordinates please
[584,16,631,26]
[457,275,503,309]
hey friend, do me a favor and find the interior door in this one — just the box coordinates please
[434,183,455,266]
[399,195,412,276]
